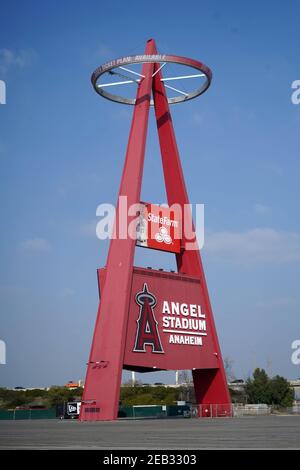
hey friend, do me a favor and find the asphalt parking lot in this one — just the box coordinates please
[0,415,299,449]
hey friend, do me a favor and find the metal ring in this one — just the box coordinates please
[91,54,212,105]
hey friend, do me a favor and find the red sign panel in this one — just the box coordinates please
[136,203,181,254]
[123,267,218,371]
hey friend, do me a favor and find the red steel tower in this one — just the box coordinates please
[79,39,231,421]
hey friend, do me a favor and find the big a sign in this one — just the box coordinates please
[123,267,217,371]
[97,266,218,372]
[136,203,181,254]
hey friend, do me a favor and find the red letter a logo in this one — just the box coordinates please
[133,283,164,353]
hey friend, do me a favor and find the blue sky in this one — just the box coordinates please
[0,0,300,387]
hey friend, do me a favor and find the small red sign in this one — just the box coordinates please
[136,203,181,253]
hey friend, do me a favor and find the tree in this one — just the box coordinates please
[229,387,247,404]
[46,386,83,408]
[179,370,192,385]
[224,357,235,382]
[270,375,294,408]
[245,368,271,404]
[120,385,177,406]
[245,368,294,407]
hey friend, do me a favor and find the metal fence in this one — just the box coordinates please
[191,404,274,418]
[233,404,271,416]
[0,409,56,420]
[271,404,300,415]
[118,404,191,419]
[191,404,233,418]
[1,403,298,420]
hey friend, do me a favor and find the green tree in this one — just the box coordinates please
[120,385,177,406]
[245,369,294,407]
[47,386,82,408]
[229,387,247,404]
[0,386,83,410]
[270,375,294,407]
[245,368,271,404]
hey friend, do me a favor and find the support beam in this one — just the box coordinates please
[152,59,231,409]
[79,39,156,421]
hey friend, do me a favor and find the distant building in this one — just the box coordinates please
[64,380,83,389]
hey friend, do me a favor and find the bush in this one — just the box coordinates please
[120,385,177,406]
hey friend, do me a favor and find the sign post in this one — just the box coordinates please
[79,39,231,421]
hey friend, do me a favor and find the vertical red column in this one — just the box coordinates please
[80,40,156,421]
[152,62,231,409]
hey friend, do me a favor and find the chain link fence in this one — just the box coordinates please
[191,404,233,418]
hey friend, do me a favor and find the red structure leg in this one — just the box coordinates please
[79,40,155,421]
[152,61,231,412]
[80,39,231,421]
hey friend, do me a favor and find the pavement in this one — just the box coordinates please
[0,415,299,449]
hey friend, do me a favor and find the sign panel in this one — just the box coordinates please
[136,203,181,254]
[123,267,218,371]
[66,402,81,417]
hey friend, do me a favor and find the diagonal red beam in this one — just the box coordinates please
[152,59,231,407]
[80,39,156,421]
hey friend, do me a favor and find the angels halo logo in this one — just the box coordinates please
[155,226,172,244]
[133,283,164,354]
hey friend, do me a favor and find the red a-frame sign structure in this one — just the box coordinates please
[79,39,231,421]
